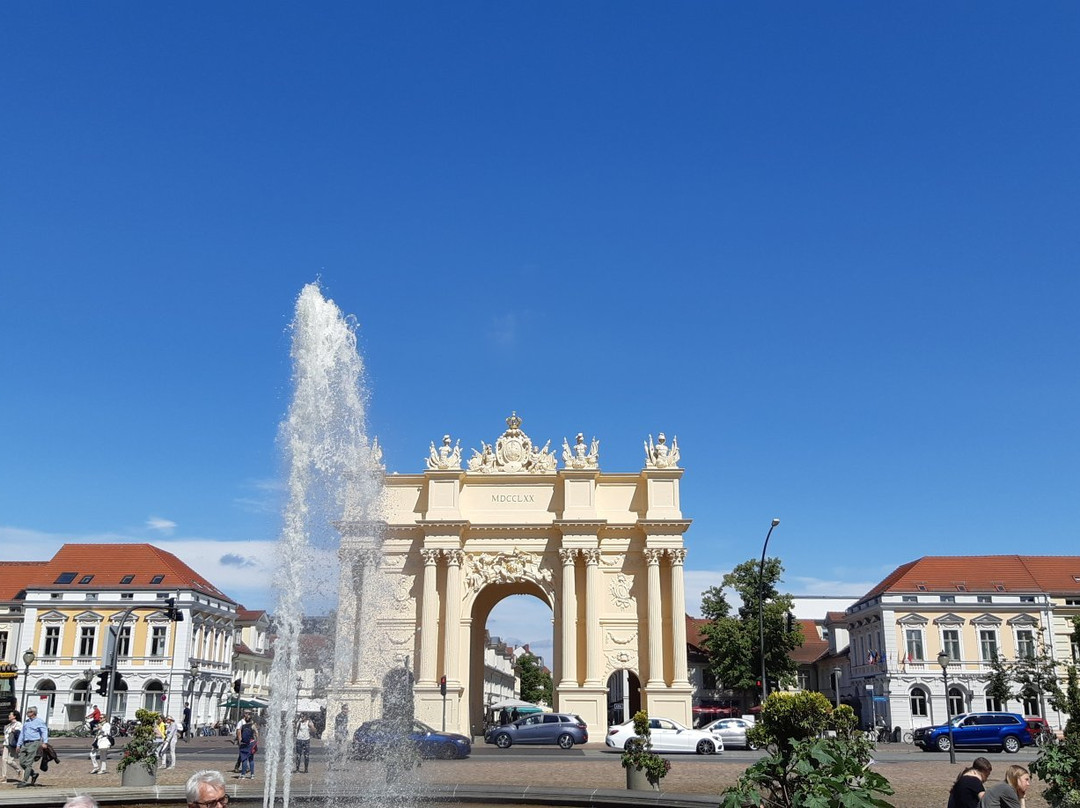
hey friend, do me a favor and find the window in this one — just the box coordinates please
[120,575,134,584]
[43,626,60,656]
[79,575,94,584]
[54,572,77,584]
[1016,629,1035,659]
[116,625,132,657]
[86,593,98,601]
[910,687,928,717]
[985,693,1002,711]
[78,626,96,657]
[940,595,956,603]
[955,584,967,592]
[1066,598,1080,606]
[150,626,168,656]
[948,687,964,716]
[0,630,7,658]
[977,596,992,604]
[150,575,165,584]
[120,592,133,600]
[942,629,961,661]
[1020,595,1035,603]
[916,584,927,591]
[902,595,917,603]
[905,629,925,661]
[980,630,999,661]
[50,593,61,599]
[1023,695,1040,716]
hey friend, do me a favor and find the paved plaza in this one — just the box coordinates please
[0,736,1052,808]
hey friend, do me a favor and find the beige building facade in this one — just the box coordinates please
[333,414,693,736]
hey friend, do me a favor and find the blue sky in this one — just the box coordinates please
[2,3,1078,662]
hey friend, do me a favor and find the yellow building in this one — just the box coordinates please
[6,544,239,729]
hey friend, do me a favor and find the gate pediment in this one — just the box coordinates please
[463,548,553,598]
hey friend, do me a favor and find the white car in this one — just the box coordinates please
[701,717,758,749]
[606,717,723,755]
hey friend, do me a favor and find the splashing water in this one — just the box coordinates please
[263,283,386,808]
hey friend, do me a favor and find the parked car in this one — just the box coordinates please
[911,712,1032,754]
[484,712,588,749]
[702,717,757,750]
[1025,716,1054,746]
[605,716,722,755]
[352,718,472,760]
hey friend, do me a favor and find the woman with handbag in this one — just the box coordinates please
[89,718,113,774]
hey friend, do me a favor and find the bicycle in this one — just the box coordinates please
[70,720,93,738]
[902,730,915,744]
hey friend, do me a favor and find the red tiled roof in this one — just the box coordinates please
[236,608,267,622]
[857,555,1080,604]
[19,543,235,604]
[0,562,48,602]
[790,619,829,665]
[686,615,708,649]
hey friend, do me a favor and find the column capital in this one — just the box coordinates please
[559,548,579,565]
[582,548,601,566]
[421,548,441,566]
[644,548,664,566]
[666,548,687,565]
[443,549,464,566]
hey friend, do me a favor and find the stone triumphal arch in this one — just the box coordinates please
[334,413,692,736]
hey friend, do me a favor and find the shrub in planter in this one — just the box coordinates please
[620,710,671,789]
[117,708,162,776]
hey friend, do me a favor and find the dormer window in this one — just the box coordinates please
[150,575,165,584]
[995,584,1006,592]
[916,583,927,591]
[121,575,135,584]
[79,575,94,584]
[954,584,966,592]
[54,572,77,584]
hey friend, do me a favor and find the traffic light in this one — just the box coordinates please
[439,676,447,696]
[233,678,243,694]
[165,597,184,622]
[95,670,110,696]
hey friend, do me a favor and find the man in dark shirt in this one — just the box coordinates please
[946,757,992,808]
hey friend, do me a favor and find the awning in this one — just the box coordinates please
[223,698,269,709]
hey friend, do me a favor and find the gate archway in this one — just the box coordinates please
[334,414,694,736]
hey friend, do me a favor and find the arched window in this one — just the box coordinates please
[143,679,164,711]
[910,686,928,717]
[948,687,964,716]
[1022,695,1040,716]
[985,691,1002,711]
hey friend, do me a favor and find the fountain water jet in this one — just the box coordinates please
[263,283,394,808]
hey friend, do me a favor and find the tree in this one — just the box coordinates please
[517,651,552,705]
[1013,642,1062,716]
[700,557,803,698]
[980,654,1015,708]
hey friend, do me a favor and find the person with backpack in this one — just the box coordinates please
[236,717,258,779]
[89,717,113,774]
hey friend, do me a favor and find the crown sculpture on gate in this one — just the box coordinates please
[423,412,679,473]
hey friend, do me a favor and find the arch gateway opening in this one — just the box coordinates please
[333,414,692,736]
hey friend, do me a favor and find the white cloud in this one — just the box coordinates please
[146,516,177,533]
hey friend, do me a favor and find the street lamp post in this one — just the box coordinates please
[937,650,956,765]
[19,648,36,714]
[758,518,781,705]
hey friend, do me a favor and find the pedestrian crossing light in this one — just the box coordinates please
[439,676,447,696]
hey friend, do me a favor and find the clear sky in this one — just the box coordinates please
[2,3,1078,664]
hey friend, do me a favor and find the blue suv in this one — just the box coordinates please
[912,712,1032,753]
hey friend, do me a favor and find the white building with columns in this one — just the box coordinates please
[332,414,693,736]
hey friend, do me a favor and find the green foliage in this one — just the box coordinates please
[721,693,895,808]
[117,708,161,775]
[516,651,552,706]
[699,557,804,696]
[620,710,672,785]
[980,655,1016,705]
[1030,734,1080,808]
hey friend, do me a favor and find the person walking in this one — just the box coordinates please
[182,703,192,741]
[15,706,48,787]
[948,757,992,808]
[294,714,315,773]
[161,717,179,769]
[3,710,22,783]
[231,710,252,773]
[236,717,257,779]
[89,718,113,774]
[329,704,349,769]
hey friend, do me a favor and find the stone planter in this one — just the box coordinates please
[120,764,157,787]
[626,765,659,792]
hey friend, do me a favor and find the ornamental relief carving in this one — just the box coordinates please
[607,630,638,646]
[393,575,414,604]
[609,573,634,610]
[462,548,554,595]
[605,649,639,677]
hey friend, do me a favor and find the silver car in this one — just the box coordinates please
[703,717,758,750]
[484,712,588,749]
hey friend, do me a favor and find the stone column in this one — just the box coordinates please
[443,550,464,685]
[645,548,665,688]
[668,548,689,684]
[559,548,578,687]
[419,548,441,686]
[583,549,602,686]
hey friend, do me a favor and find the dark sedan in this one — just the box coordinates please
[484,712,588,749]
[352,719,472,760]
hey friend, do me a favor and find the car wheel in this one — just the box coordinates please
[557,733,575,749]
[495,733,512,749]
[747,742,758,751]
[935,735,952,753]
[696,739,716,755]
[1002,735,1021,753]
[624,738,643,752]
[436,744,456,759]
